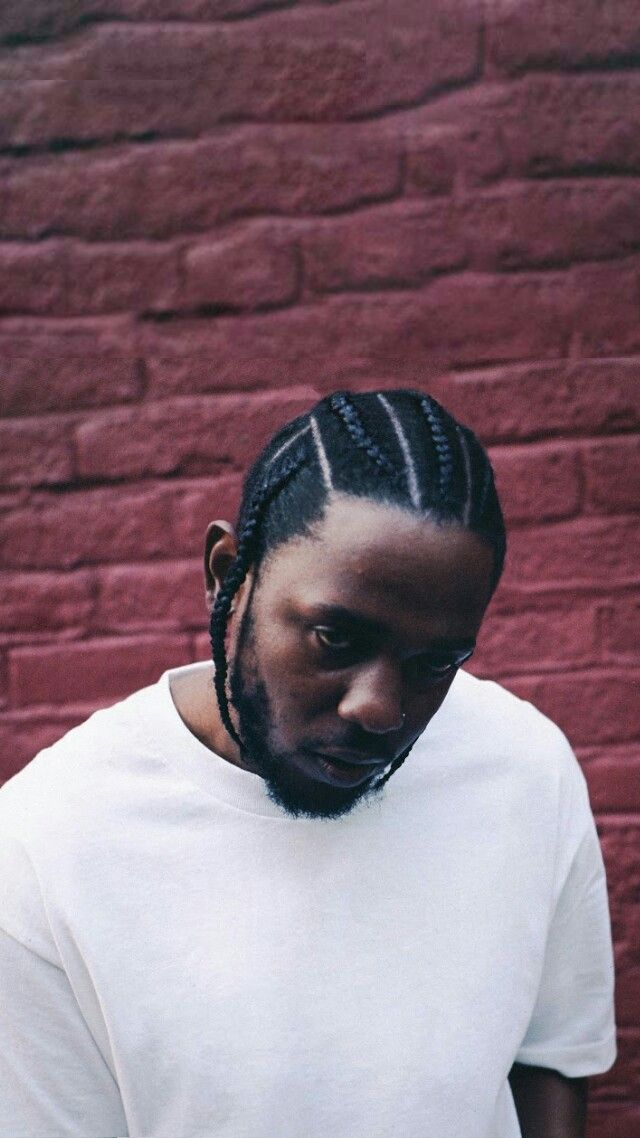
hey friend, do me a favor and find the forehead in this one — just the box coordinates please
[257,493,494,643]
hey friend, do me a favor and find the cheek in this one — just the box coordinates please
[407,675,457,728]
[253,624,339,713]
[260,664,344,744]
[272,673,343,722]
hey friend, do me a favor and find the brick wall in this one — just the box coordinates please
[1,1,639,1132]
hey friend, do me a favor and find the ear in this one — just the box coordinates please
[204,520,255,617]
[204,520,238,611]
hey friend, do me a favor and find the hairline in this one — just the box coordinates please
[247,488,501,595]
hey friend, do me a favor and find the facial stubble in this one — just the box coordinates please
[226,605,389,820]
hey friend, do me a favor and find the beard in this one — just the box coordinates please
[227,607,407,821]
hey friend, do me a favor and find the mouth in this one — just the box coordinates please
[302,749,389,788]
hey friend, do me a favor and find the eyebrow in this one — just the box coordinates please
[305,603,477,654]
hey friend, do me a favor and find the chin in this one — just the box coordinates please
[262,764,385,821]
[230,659,386,819]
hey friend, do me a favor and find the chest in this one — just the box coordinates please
[58,796,551,1137]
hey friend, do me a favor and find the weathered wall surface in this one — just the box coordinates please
[0,2,639,1132]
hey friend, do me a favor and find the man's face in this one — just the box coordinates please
[225,494,495,820]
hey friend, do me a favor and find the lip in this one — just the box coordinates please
[314,749,386,767]
[303,750,388,788]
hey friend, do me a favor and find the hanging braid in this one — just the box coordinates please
[375,749,412,788]
[208,388,506,772]
[209,442,308,747]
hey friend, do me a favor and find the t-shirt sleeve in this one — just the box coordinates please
[515,758,616,1078]
[0,929,128,1138]
[0,813,128,1138]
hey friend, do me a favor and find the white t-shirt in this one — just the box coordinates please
[0,663,616,1138]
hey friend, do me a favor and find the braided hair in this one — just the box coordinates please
[209,389,506,778]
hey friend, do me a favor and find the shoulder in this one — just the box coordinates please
[438,668,577,756]
[0,678,166,856]
[418,668,587,802]
[0,677,178,953]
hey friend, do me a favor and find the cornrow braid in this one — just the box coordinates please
[328,391,397,478]
[417,394,454,504]
[209,443,308,748]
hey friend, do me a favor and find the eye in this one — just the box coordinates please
[313,625,353,652]
[416,659,455,682]
[405,653,471,686]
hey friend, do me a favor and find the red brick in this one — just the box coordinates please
[503,518,640,590]
[0,149,146,240]
[0,418,73,488]
[0,2,79,42]
[0,81,77,149]
[93,560,203,631]
[590,1029,640,1103]
[0,241,66,314]
[140,276,570,390]
[599,818,640,904]
[0,484,176,568]
[487,0,640,76]
[404,129,457,197]
[0,79,221,148]
[0,0,283,42]
[301,184,640,296]
[0,3,480,119]
[615,968,640,1032]
[0,476,249,569]
[0,24,229,82]
[587,1105,640,1138]
[170,475,243,555]
[8,634,191,706]
[389,98,511,189]
[458,122,510,189]
[192,631,212,662]
[135,129,401,238]
[504,75,640,178]
[0,710,90,785]
[463,182,640,271]
[602,939,634,1027]
[396,272,567,363]
[571,261,640,358]
[0,356,140,416]
[145,353,422,400]
[183,224,299,312]
[601,596,640,663]
[124,0,289,14]
[599,823,640,1035]
[0,126,399,242]
[443,359,640,444]
[220,0,480,123]
[583,438,640,515]
[303,201,467,292]
[65,242,180,315]
[504,670,640,747]
[0,314,135,358]
[470,597,598,678]
[0,570,94,632]
[0,491,23,513]
[74,388,316,481]
[488,442,582,524]
[579,748,640,813]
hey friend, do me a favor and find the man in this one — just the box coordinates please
[0,389,615,1137]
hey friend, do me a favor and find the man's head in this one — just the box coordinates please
[205,389,506,820]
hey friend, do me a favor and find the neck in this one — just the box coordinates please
[169,665,255,773]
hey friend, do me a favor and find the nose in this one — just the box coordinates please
[337,658,405,735]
